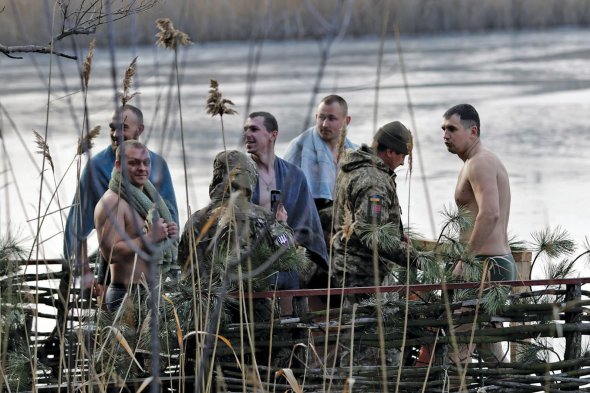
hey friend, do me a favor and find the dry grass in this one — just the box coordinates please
[2,0,590,46]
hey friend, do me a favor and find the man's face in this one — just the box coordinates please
[382,150,406,171]
[315,102,349,144]
[119,147,151,187]
[441,113,473,155]
[243,116,276,155]
[109,109,143,150]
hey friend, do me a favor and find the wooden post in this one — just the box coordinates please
[510,250,532,362]
[563,283,582,362]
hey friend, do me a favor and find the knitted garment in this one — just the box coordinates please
[109,168,179,273]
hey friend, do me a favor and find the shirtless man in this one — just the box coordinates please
[94,140,178,313]
[442,103,515,280]
[442,103,515,368]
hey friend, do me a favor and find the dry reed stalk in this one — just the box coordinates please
[82,38,96,90]
[155,17,191,50]
[206,79,237,188]
[335,121,348,164]
[76,125,100,156]
[33,130,54,173]
[120,56,140,106]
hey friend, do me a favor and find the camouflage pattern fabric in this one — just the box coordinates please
[178,150,299,291]
[332,145,410,291]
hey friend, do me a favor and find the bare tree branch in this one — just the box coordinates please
[0,44,77,60]
[1,0,159,60]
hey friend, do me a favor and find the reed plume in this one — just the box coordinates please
[120,56,139,106]
[406,130,413,173]
[155,17,191,50]
[82,38,95,90]
[336,121,348,163]
[33,130,54,173]
[77,125,100,155]
[340,203,355,242]
[206,79,237,117]
[206,79,237,173]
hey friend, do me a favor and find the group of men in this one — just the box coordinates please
[63,98,515,332]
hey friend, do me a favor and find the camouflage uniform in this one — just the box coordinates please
[178,150,298,292]
[332,144,411,293]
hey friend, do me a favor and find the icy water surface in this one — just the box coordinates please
[1,28,589,272]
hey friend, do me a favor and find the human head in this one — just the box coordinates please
[243,111,278,156]
[209,150,258,201]
[315,94,351,146]
[443,104,480,137]
[115,140,150,188]
[109,104,145,150]
[372,121,412,171]
[441,104,481,156]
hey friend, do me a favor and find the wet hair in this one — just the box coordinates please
[443,104,480,136]
[116,104,144,125]
[248,111,278,133]
[115,140,147,161]
[320,94,348,117]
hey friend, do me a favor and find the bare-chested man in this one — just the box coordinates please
[442,103,515,280]
[442,103,515,367]
[94,140,178,313]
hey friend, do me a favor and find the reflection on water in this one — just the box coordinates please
[1,28,589,265]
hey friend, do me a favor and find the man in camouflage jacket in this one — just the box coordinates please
[332,121,416,297]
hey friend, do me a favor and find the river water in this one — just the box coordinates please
[1,28,589,275]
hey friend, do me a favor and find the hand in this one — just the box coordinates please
[148,217,168,242]
[167,222,179,239]
[275,203,288,223]
[95,283,105,299]
[452,259,464,280]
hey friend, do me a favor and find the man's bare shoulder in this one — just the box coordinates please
[466,147,506,176]
[98,189,123,208]
[95,190,132,220]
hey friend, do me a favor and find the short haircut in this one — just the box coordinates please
[443,104,480,136]
[116,140,147,162]
[248,111,278,132]
[320,94,348,117]
[116,104,144,124]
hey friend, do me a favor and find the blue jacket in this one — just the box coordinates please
[252,156,328,269]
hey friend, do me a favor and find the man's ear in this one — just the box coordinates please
[470,124,478,137]
[345,115,351,126]
[115,159,122,171]
[137,124,145,136]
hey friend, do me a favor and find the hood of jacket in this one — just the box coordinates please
[340,144,392,175]
[209,150,258,202]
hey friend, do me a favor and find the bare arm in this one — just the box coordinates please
[467,158,500,255]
